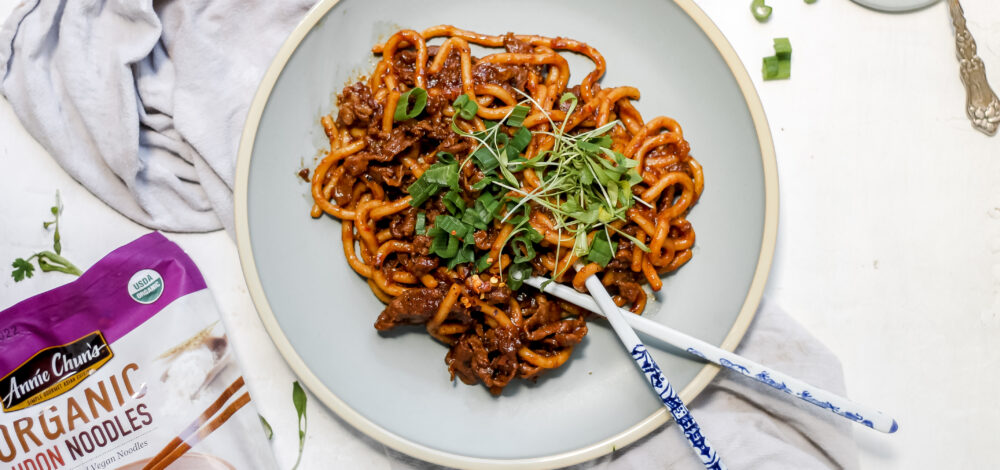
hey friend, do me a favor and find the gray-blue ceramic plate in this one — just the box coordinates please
[235,0,777,467]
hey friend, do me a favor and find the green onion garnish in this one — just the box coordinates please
[762,38,792,81]
[451,94,478,120]
[406,91,649,284]
[585,230,617,267]
[751,0,772,22]
[394,87,427,121]
[406,152,458,206]
[773,37,792,60]
[414,212,427,235]
[506,105,530,128]
[762,56,780,79]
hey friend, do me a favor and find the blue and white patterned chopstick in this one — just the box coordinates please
[572,265,726,470]
[526,276,900,434]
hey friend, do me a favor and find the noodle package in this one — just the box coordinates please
[0,233,275,470]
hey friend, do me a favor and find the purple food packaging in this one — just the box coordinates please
[0,233,275,470]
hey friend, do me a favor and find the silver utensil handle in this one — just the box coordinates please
[948,0,999,136]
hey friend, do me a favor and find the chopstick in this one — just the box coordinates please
[526,275,900,434]
[143,376,251,470]
[570,264,726,470]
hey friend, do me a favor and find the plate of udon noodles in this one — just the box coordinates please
[236,0,777,467]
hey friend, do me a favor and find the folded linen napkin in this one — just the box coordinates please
[0,0,315,233]
[1,3,860,468]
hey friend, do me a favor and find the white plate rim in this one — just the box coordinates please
[233,0,779,467]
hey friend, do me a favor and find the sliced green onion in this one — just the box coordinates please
[475,252,493,272]
[773,38,792,60]
[435,215,472,240]
[406,158,458,206]
[447,245,475,269]
[414,212,427,235]
[751,0,772,21]
[394,87,427,121]
[510,127,531,153]
[471,176,498,191]
[430,232,459,258]
[452,94,478,120]
[507,105,530,127]
[442,190,466,214]
[472,146,500,172]
[586,231,617,267]
[511,235,537,263]
[762,38,792,81]
[777,59,791,79]
[762,56,780,80]
[407,178,439,207]
[506,262,533,290]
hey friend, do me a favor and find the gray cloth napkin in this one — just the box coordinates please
[0,0,315,233]
[1,3,861,468]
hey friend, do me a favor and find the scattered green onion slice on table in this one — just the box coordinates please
[762,37,792,80]
[751,0,772,22]
[773,37,792,60]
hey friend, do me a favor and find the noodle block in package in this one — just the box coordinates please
[0,233,275,469]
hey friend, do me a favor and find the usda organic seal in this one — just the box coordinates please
[128,269,164,304]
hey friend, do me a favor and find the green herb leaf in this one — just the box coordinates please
[259,414,274,440]
[11,258,35,282]
[507,105,530,128]
[292,381,307,421]
[12,191,82,282]
[394,87,427,121]
[291,381,308,470]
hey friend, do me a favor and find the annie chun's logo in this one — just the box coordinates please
[0,332,113,412]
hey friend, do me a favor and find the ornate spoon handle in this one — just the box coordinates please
[948,0,999,136]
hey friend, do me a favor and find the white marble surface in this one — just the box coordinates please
[1,0,998,468]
